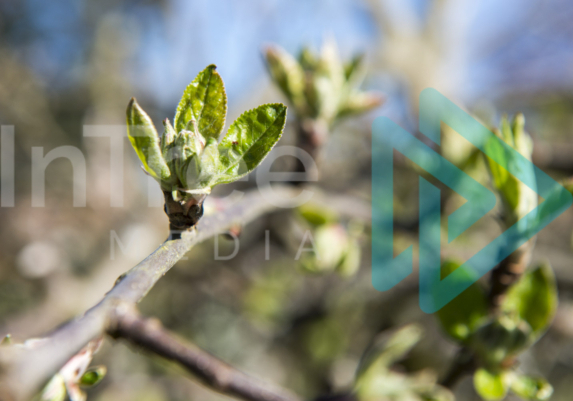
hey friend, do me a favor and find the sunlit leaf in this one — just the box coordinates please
[318,38,345,91]
[337,237,361,277]
[297,203,338,226]
[40,374,66,401]
[215,103,286,184]
[79,366,107,387]
[469,317,530,367]
[338,92,384,118]
[174,130,206,188]
[344,53,365,82]
[161,118,177,150]
[356,324,423,381]
[473,368,510,401]
[510,374,553,400]
[436,260,489,342]
[298,45,317,70]
[502,263,558,339]
[126,98,171,183]
[174,64,227,140]
[182,138,221,190]
[264,45,305,110]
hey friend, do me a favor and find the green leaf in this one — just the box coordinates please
[355,324,422,381]
[181,138,221,191]
[298,45,317,70]
[484,114,535,225]
[40,374,66,401]
[79,366,107,387]
[264,45,305,110]
[174,130,206,189]
[297,203,338,226]
[469,317,531,367]
[313,224,348,272]
[510,374,553,400]
[511,113,532,157]
[436,260,489,342]
[344,53,365,81]
[214,103,286,184]
[337,238,361,277]
[318,38,345,90]
[473,368,510,401]
[338,92,384,118]
[174,64,227,140]
[502,263,558,338]
[126,98,171,183]
[484,132,520,211]
[161,118,177,150]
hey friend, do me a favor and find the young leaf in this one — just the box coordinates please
[126,98,171,182]
[161,118,176,150]
[344,53,365,81]
[181,138,221,191]
[338,92,384,118]
[473,368,510,401]
[40,374,67,401]
[510,374,553,401]
[484,131,520,211]
[337,237,361,277]
[298,203,338,226]
[174,130,206,188]
[215,103,286,184]
[355,324,422,381]
[79,366,107,387]
[436,260,489,342]
[318,38,345,91]
[174,64,227,140]
[469,317,531,367]
[264,45,305,109]
[502,263,558,339]
[298,45,317,70]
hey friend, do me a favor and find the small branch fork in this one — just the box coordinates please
[108,303,301,401]
[0,186,299,401]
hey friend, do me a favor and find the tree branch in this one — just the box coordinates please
[108,304,301,401]
[0,186,297,401]
[439,349,475,388]
[488,241,534,312]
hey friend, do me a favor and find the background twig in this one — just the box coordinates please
[108,304,301,401]
[0,186,297,401]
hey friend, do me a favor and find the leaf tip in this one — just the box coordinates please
[126,97,136,113]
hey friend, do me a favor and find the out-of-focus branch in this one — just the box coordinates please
[108,304,301,401]
[292,119,327,182]
[488,241,534,312]
[0,186,297,401]
[439,349,476,388]
[532,141,573,174]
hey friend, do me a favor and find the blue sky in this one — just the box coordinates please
[3,0,573,114]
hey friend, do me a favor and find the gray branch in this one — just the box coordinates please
[108,304,301,401]
[0,186,297,401]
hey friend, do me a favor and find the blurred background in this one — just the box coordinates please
[2,0,573,400]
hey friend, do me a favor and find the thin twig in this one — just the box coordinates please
[108,304,301,401]
[0,186,297,401]
[439,349,475,388]
[488,241,533,312]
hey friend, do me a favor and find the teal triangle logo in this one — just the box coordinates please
[372,88,572,313]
